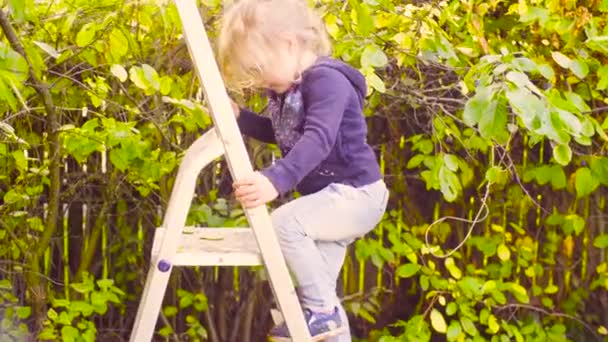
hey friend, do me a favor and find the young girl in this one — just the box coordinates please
[218,0,389,340]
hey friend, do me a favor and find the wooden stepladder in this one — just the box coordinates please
[129,1,312,341]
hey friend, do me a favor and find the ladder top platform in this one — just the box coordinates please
[151,227,263,266]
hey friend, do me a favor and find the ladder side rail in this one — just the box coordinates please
[156,128,224,264]
[130,129,224,342]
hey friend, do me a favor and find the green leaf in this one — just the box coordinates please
[38,328,57,340]
[585,36,608,54]
[569,59,589,79]
[109,28,129,60]
[446,302,458,316]
[551,51,571,69]
[549,165,567,189]
[142,64,161,91]
[537,63,555,80]
[564,214,586,236]
[12,150,27,171]
[564,92,590,113]
[76,23,99,47]
[70,281,94,294]
[159,326,173,337]
[497,244,511,261]
[439,165,462,202]
[111,64,128,82]
[0,279,11,290]
[97,279,114,289]
[47,308,58,321]
[109,148,130,172]
[71,300,94,316]
[478,97,509,143]
[355,4,374,36]
[460,316,478,336]
[506,71,532,89]
[366,71,385,93]
[506,88,545,131]
[0,41,29,82]
[545,284,559,294]
[581,117,595,137]
[520,6,549,25]
[463,86,492,126]
[485,166,506,184]
[361,45,388,68]
[508,283,530,303]
[9,0,26,21]
[595,234,608,248]
[491,289,507,304]
[33,41,60,59]
[430,309,447,334]
[590,157,608,186]
[458,277,484,298]
[443,154,459,172]
[396,263,421,278]
[512,57,537,72]
[574,167,600,198]
[179,294,193,309]
[91,292,108,314]
[163,306,178,318]
[487,314,500,334]
[445,257,462,279]
[129,66,150,90]
[61,326,79,342]
[16,306,31,319]
[598,65,608,90]
[552,144,572,166]
[407,154,426,169]
[447,321,462,341]
[3,189,27,204]
[160,77,173,96]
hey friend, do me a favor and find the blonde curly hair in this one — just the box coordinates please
[218,0,331,90]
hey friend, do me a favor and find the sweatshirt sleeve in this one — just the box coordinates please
[261,68,350,195]
[237,108,276,143]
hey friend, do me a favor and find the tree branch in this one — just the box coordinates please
[0,9,61,258]
[0,8,62,328]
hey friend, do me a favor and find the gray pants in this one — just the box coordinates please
[271,180,389,341]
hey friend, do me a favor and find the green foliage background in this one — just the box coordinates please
[0,0,607,341]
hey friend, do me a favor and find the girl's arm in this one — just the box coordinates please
[236,107,276,144]
[260,67,350,195]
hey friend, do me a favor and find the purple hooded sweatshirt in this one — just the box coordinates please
[237,57,382,196]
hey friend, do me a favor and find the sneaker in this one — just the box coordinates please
[268,307,345,341]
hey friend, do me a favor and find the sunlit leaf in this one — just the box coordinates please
[552,144,572,166]
[430,309,447,334]
[111,64,128,82]
[361,45,388,68]
[33,41,60,58]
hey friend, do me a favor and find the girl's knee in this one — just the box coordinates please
[270,206,293,235]
[271,205,305,240]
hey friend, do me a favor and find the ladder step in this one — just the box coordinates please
[151,228,263,266]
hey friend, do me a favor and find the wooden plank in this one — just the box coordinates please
[151,227,263,266]
[174,1,312,340]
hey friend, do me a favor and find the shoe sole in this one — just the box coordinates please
[268,326,348,342]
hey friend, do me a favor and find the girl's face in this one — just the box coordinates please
[259,37,300,94]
